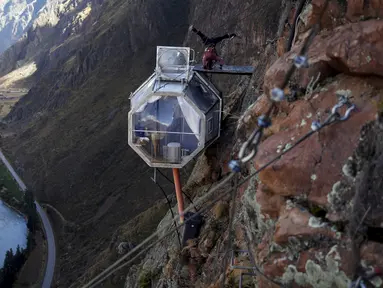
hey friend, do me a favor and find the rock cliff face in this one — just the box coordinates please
[1,0,383,287]
[100,1,383,288]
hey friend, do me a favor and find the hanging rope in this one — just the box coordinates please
[156,168,197,211]
[154,181,182,248]
[221,176,239,288]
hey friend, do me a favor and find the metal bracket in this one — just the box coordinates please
[230,249,261,288]
[190,48,196,64]
[151,168,157,183]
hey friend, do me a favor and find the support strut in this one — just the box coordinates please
[172,168,185,223]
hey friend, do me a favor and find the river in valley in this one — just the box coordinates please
[0,200,27,267]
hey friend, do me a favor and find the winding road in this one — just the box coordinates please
[0,150,55,288]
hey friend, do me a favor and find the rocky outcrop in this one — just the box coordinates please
[264,19,383,95]
[327,116,383,227]
[234,8,383,288]
[361,242,383,272]
[240,113,383,288]
[276,0,346,58]
[327,20,383,76]
[255,75,378,207]
[347,0,383,21]
[306,0,346,31]
[274,206,336,244]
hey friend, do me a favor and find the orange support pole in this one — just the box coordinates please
[172,168,184,223]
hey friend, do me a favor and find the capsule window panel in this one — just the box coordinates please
[132,96,201,164]
[186,76,217,113]
[130,74,156,111]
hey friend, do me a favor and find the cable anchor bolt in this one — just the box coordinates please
[294,55,309,69]
[270,88,285,102]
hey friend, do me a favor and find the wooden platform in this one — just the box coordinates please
[193,64,255,75]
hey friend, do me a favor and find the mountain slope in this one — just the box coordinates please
[1,0,194,286]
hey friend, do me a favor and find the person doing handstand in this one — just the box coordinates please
[189,25,236,69]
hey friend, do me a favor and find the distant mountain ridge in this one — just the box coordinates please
[0,0,48,54]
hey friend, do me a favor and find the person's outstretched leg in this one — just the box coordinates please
[189,25,209,44]
[210,33,237,45]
